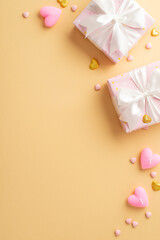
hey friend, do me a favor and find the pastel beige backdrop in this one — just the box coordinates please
[0,0,160,239]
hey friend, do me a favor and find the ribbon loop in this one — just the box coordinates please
[80,0,145,56]
[116,68,160,131]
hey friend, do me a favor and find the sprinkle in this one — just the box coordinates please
[94,84,101,91]
[112,82,114,84]
[116,88,118,91]
[22,12,29,18]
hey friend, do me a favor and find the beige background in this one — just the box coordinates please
[1,0,160,239]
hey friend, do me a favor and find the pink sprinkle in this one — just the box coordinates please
[143,125,149,130]
[150,172,157,178]
[71,5,78,12]
[115,229,121,237]
[132,221,138,228]
[22,11,29,18]
[94,84,101,91]
[125,218,132,225]
[130,157,136,164]
[145,211,152,219]
[145,42,152,49]
[127,55,133,62]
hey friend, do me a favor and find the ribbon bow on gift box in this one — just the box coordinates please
[80,0,145,56]
[116,67,160,131]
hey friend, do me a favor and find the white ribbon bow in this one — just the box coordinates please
[116,67,160,131]
[80,0,145,56]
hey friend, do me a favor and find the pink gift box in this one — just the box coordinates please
[73,0,155,63]
[108,61,160,132]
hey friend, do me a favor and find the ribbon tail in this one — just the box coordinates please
[146,97,160,124]
[90,22,114,52]
[80,14,109,37]
[129,67,147,92]
[117,0,145,28]
[148,68,160,91]
[110,23,129,56]
[119,99,145,131]
[87,0,115,14]
[82,0,115,37]
[116,88,145,131]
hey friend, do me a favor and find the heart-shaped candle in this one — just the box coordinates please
[40,6,61,28]
[128,187,149,208]
[141,148,160,169]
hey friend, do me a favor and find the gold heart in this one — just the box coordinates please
[57,0,68,7]
[151,28,159,37]
[143,114,152,123]
[152,180,160,191]
[89,58,99,70]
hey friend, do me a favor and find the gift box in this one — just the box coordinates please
[108,61,160,132]
[73,0,155,63]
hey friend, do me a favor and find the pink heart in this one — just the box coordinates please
[23,12,29,18]
[150,171,157,178]
[125,218,132,225]
[132,221,138,228]
[145,211,152,218]
[94,84,101,91]
[128,187,149,208]
[141,148,160,169]
[145,42,152,49]
[127,55,133,62]
[130,157,136,164]
[71,5,78,12]
[40,6,61,28]
[115,229,121,236]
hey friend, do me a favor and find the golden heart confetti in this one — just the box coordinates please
[152,180,160,191]
[151,28,159,37]
[57,0,68,8]
[89,58,99,70]
[143,114,152,123]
